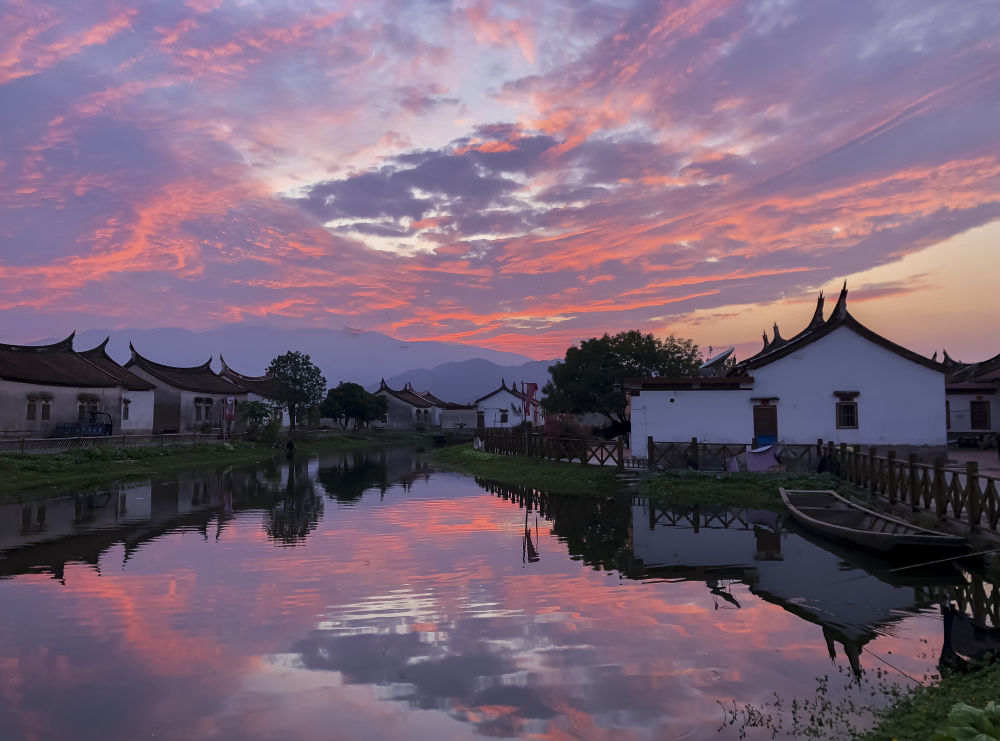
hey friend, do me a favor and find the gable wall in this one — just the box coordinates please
[632,326,946,447]
[477,389,524,427]
[750,326,945,446]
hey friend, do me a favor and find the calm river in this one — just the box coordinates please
[0,447,995,740]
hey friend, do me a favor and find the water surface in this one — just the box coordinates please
[0,448,994,740]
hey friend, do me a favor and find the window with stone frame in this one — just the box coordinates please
[26,399,36,421]
[40,400,50,420]
[836,401,858,429]
[122,399,130,421]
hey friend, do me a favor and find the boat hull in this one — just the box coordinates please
[779,488,967,552]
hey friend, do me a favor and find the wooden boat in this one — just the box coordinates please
[779,488,967,552]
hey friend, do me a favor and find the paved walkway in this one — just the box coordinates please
[946,447,1000,477]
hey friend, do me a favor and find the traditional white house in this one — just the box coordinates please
[375,380,439,427]
[218,356,291,428]
[474,380,543,428]
[628,286,947,449]
[373,380,476,428]
[943,351,999,443]
[0,334,155,437]
[78,338,156,434]
[125,346,248,434]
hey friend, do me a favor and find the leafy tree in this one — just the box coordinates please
[541,330,700,428]
[266,351,327,431]
[321,382,387,429]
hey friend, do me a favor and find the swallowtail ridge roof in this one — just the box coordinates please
[125,345,245,394]
[0,333,137,388]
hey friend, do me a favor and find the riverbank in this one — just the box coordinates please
[428,444,847,506]
[427,444,619,495]
[855,657,1000,741]
[0,430,431,500]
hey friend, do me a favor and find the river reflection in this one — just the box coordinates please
[0,450,996,740]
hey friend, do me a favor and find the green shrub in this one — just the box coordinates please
[932,701,1000,741]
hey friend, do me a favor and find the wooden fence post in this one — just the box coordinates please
[967,461,982,532]
[690,437,699,470]
[908,453,920,511]
[580,438,588,466]
[617,437,624,470]
[647,436,654,471]
[839,443,848,480]
[933,457,947,518]
[887,450,897,503]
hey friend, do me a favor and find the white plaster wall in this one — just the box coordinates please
[946,392,998,435]
[0,380,127,437]
[632,326,946,446]
[440,409,478,428]
[377,392,422,428]
[751,326,945,446]
[630,388,752,445]
[477,389,525,427]
[120,389,154,433]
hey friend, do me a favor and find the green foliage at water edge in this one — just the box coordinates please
[856,658,1000,741]
[426,444,618,496]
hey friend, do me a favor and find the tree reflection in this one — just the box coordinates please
[263,462,323,545]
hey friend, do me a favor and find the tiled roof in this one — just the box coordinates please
[376,380,473,408]
[78,339,156,391]
[218,356,288,400]
[0,333,128,388]
[125,345,246,394]
[734,285,943,374]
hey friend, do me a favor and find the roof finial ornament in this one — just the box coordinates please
[761,330,770,352]
[830,281,849,320]
[809,291,825,329]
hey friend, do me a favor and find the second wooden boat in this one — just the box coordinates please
[779,488,967,552]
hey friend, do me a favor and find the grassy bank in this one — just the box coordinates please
[855,658,1000,741]
[429,444,849,507]
[0,430,431,501]
[640,469,851,509]
[427,444,618,495]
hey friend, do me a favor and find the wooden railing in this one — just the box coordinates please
[479,430,626,469]
[646,436,1000,532]
[647,438,824,473]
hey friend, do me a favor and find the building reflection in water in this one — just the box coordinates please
[1,458,998,741]
[479,478,997,679]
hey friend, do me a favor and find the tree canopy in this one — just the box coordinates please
[541,330,701,427]
[266,351,327,431]
[320,382,388,429]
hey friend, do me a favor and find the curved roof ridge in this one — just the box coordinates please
[127,343,214,373]
[0,332,77,353]
[79,336,112,358]
[218,356,274,382]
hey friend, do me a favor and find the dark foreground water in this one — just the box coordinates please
[0,448,996,740]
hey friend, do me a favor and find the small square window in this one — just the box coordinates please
[500,411,509,423]
[836,401,858,429]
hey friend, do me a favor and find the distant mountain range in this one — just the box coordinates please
[39,325,540,388]
[381,357,556,404]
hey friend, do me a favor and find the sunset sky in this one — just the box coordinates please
[2,0,999,361]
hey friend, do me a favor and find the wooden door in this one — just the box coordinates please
[753,405,778,445]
